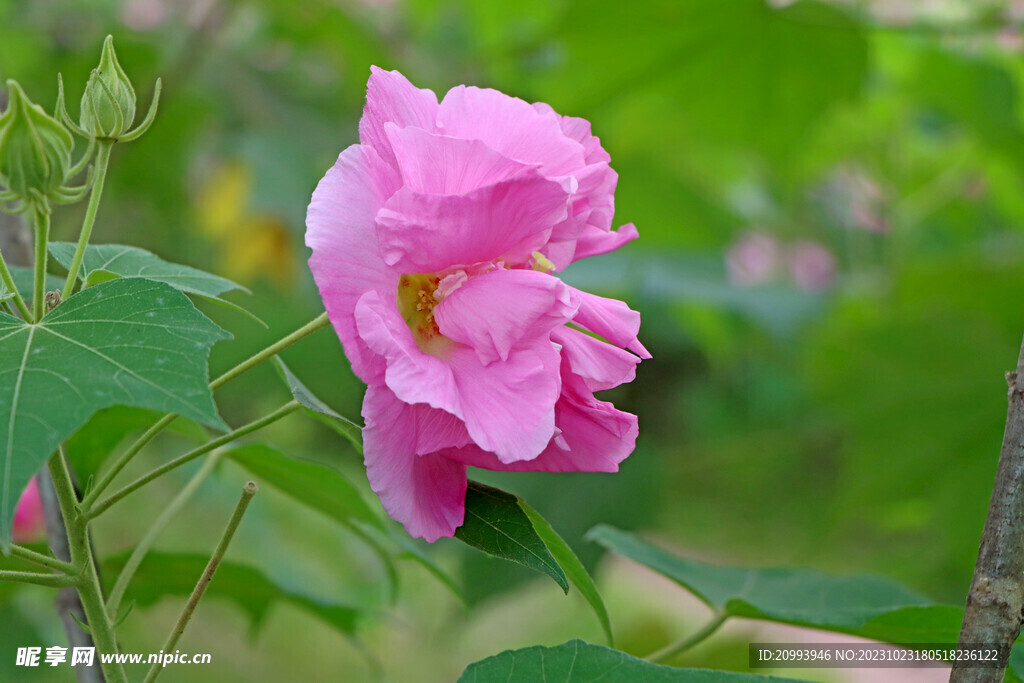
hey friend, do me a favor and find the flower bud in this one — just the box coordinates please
[79,35,137,138]
[0,80,74,203]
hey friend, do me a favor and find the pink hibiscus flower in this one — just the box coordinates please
[13,478,44,544]
[306,67,648,541]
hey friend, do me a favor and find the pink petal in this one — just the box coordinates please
[362,385,467,541]
[572,222,640,262]
[570,287,651,358]
[384,124,536,195]
[354,290,460,413]
[438,86,586,178]
[359,66,439,169]
[551,326,639,392]
[306,144,402,384]
[444,372,637,473]
[374,173,569,273]
[446,339,561,463]
[434,269,579,364]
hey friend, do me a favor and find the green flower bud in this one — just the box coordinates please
[79,35,137,139]
[0,80,74,204]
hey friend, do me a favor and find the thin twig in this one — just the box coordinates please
[951,333,1024,682]
[9,544,76,574]
[142,481,257,683]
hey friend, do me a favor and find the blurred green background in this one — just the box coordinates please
[2,0,1024,680]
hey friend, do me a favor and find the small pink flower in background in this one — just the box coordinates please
[307,67,647,541]
[788,240,836,292]
[725,231,780,287]
[13,478,44,544]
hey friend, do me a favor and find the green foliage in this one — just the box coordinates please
[459,640,804,683]
[273,357,362,453]
[102,551,361,638]
[455,481,568,592]
[588,525,962,644]
[0,277,228,549]
[225,442,380,531]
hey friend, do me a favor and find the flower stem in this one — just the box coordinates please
[952,333,1024,682]
[32,204,50,322]
[61,141,111,301]
[106,449,224,616]
[86,401,299,519]
[79,312,330,509]
[143,481,258,683]
[9,544,76,574]
[0,247,31,319]
[47,451,128,683]
[645,610,728,664]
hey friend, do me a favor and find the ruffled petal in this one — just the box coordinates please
[359,66,439,169]
[570,287,651,358]
[439,86,586,177]
[551,326,639,392]
[353,290,461,415]
[384,124,536,195]
[434,269,579,364]
[446,339,561,463]
[306,144,402,383]
[374,173,569,273]
[444,372,637,473]
[572,223,640,262]
[362,385,467,541]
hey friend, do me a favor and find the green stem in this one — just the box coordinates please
[106,450,224,616]
[80,312,330,509]
[0,569,76,588]
[62,141,111,301]
[143,481,258,683]
[32,205,50,322]
[47,452,128,683]
[645,610,728,664]
[86,401,299,519]
[0,247,31,319]
[9,544,76,574]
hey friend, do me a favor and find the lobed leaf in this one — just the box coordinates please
[0,277,229,550]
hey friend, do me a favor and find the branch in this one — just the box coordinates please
[951,333,1024,681]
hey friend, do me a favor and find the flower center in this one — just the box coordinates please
[397,273,447,353]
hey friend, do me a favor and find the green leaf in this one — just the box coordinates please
[520,500,613,646]
[48,242,260,323]
[273,357,362,454]
[0,277,229,550]
[102,551,361,638]
[587,525,936,637]
[224,443,381,531]
[455,481,568,592]
[458,639,805,683]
